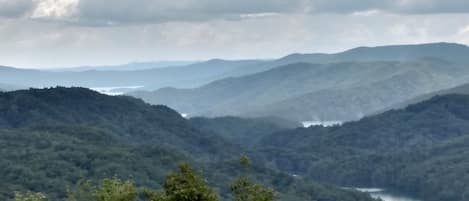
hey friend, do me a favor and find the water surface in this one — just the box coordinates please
[91,86,144,95]
[302,120,342,127]
[356,188,421,201]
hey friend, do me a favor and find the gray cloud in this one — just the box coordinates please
[74,0,307,25]
[72,0,469,25]
[2,12,469,68]
[0,0,34,18]
[1,0,469,25]
[308,0,469,14]
[1,0,469,68]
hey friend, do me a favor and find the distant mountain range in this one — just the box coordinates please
[46,61,197,72]
[0,83,24,91]
[131,43,469,122]
[256,94,469,201]
[0,59,266,90]
[2,42,467,91]
[279,42,469,64]
[2,42,469,123]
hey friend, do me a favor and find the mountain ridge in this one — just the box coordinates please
[131,58,469,122]
[256,94,469,201]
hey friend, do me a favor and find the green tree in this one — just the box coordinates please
[231,177,274,201]
[13,192,46,201]
[231,156,274,201]
[145,162,218,201]
[95,178,137,201]
[239,155,251,168]
[67,181,96,201]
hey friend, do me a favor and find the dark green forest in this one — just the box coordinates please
[189,116,299,148]
[12,160,275,201]
[257,94,469,201]
[5,87,469,201]
[0,87,375,201]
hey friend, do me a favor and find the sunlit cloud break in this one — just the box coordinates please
[31,0,78,19]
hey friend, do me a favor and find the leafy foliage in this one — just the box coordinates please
[189,116,299,148]
[258,94,469,201]
[231,157,274,201]
[95,178,137,201]
[145,163,218,201]
[13,192,46,201]
[231,177,274,201]
[66,181,95,201]
[0,87,376,201]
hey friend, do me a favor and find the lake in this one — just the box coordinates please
[355,188,421,201]
[90,86,144,96]
[302,120,343,127]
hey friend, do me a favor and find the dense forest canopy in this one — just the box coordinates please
[0,87,376,201]
[257,94,469,201]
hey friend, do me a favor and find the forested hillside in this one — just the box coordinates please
[385,82,469,111]
[0,87,375,201]
[257,94,469,201]
[132,59,469,122]
[189,116,300,148]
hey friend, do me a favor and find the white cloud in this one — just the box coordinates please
[458,25,469,35]
[457,25,469,43]
[239,12,280,19]
[31,0,79,19]
[352,9,381,17]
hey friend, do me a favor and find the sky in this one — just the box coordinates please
[1,0,469,68]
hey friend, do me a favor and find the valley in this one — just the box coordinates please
[3,2,469,200]
[129,43,469,123]
[1,43,469,201]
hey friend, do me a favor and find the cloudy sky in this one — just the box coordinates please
[1,0,469,68]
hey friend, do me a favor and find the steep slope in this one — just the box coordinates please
[384,82,469,111]
[0,125,376,201]
[0,87,236,159]
[248,63,463,121]
[131,60,469,122]
[0,87,376,201]
[0,126,190,199]
[257,94,469,201]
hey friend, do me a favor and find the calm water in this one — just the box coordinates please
[355,188,421,201]
[302,120,342,127]
[91,86,144,96]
